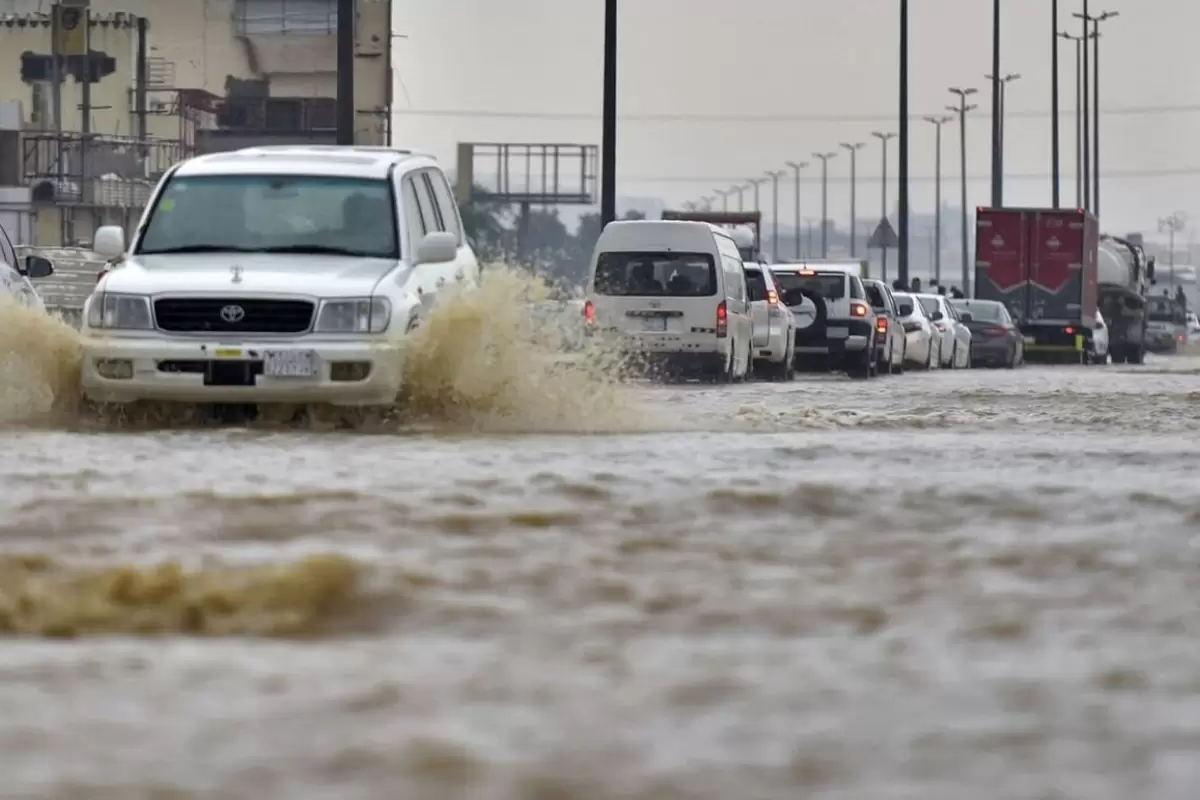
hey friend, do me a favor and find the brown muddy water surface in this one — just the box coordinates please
[2,284,1199,799]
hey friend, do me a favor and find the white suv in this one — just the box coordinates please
[770,265,878,379]
[80,145,478,408]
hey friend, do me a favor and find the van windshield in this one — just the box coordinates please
[770,271,845,299]
[593,252,717,297]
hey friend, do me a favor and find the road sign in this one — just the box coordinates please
[867,217,899,249]
[54,4,88,56]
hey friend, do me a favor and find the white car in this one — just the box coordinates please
[914,293,971,368]
[893,291,939,369]
[745,263,794,379]
[79,145,479,407]
[0,223,54,312]
[1090,309,1110,364]
[585,220,754,382]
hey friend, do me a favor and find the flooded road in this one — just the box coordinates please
[2,287,1200,798]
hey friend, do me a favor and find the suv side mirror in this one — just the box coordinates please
[416,231,457,264]
[21,254,54,279]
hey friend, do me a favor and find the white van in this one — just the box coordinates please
[584,220,754,381]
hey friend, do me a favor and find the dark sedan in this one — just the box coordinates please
[949,298,1023,368]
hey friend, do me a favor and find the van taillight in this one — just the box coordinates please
[583,300,595,324]
[850,302,868,317]
[716,301,728,337]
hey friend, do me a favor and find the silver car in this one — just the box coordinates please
[745,263,795,380]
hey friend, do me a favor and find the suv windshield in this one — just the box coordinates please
[137,175,399,259]
[593,252,717,296]
[771,271,845,299]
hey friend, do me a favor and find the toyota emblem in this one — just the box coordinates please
[220,304,245,323]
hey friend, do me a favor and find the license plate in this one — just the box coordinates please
[827,327,848,338]
[1023,335,1035,344]
[642,317,667,331]
[263,350,317,377]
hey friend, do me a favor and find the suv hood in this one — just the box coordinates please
[100,253,400,297]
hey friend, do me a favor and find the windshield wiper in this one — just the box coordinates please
[255,244,379,257]
[137,245,260,254]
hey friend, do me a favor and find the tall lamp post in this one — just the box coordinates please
[600,0,617,224]
[1088,10,1118,215]
[747,177,767,212]
[1058,31,1089,208]
[732,184,747,211]
[898,0,911,286]
[983,72,1020,205]
[948,87,977,295]
[336,0,355,145]
[923,115,952,285]
[765,170,785,261]
[786,161,808,259]
[870,132,895,279]
[714,188,730,211]
[812,151,837,257]
[839,142,865,257]
[1074,1,1091,210]
[989,0,1002,207]
[1051,0,1060,207]
[701,195,715,211]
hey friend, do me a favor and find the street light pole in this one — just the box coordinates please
[732,184,746,211]
[748,177,767,212]
[984,73,1020,204]
[786,161,808,259]
[1051,0,1060,207]
[336,0,355,145]
[839,142,865,257]
[1074,1,1090,211]
[714,188,730,211]
[701,195,715,211]
[898,0,911,286]
[923,116,952,285]
[949,87,978,295]
[870,132,895,279]
[600,0,617,225]
[989,0,1002,207]
[1058,32,1087,208]
[766,170,785,261]
[1090,11,1117,216]
[812,151,837,257]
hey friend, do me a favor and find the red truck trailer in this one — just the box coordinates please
[974,207,1099,362]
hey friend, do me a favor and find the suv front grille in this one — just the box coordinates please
[154,298,315,333]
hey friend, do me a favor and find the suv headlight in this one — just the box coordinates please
[314,297,391,333]
[85,292,153,330]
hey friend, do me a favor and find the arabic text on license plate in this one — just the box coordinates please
[1024,335,1035,344]
[264,350,317,377]
[642,316,667,331]
[827,327,848,338]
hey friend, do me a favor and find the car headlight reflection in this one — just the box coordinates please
[85,292,153,330]
[314,297,391,333]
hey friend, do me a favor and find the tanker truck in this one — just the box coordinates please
[1097,233,1155,364]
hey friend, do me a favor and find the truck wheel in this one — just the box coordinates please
[1126,344,1144,365]
[1110,348,1125,365]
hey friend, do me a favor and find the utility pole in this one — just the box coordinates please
[839,142,865,257]
[984,73,1020,204]
[1075,1,1090,211]
[1090,11,1118,216]
[923,116,952,285]
[336,0,355,145]
[714,188,730,211]
[948,87,977,295]
[812,152,837,257]
[870,132,895,277]
[747,177,767,212]
[989,0,1002,207]
[1059,31,1087,208]
[1051,0,1060,207]
[766,170,785,261]
[898,0,911,286]
[786,161,807,259]
[1159,213,1185,284]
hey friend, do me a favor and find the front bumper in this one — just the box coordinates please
[79,334,405,406]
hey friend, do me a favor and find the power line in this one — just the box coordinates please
[396,102,1200,123]
[619,166,1200,183]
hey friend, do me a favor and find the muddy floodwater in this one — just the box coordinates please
[2,285,1200,798]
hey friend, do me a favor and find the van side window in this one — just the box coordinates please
[425,169,464,244]
[722,254,745,302]
[400,177,426,258]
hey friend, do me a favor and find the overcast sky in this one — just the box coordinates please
[394,0,1198,243]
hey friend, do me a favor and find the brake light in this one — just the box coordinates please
[583,300,594,324]
[716,301,727,337]
[983,325,1007,336]
[933,322,946,332]
[850,302,868,317]
[876,317,888,334]
[1064,326,1074,334]
[797,269,815,276]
